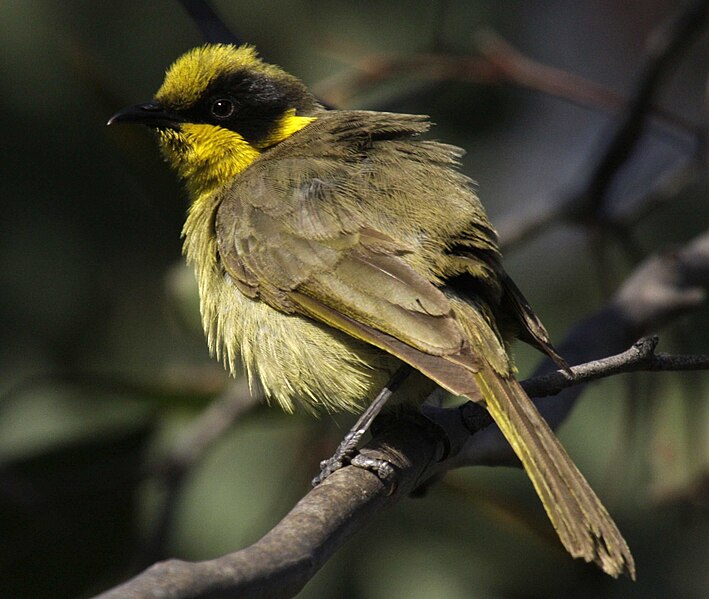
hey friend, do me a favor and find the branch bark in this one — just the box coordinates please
[92,228,709,599]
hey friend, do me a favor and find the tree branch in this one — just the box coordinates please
[91,226,709,599]
[93,421,438,599]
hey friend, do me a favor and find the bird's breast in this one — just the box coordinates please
[183,188,401,413]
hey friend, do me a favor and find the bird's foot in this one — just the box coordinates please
[311,428,395,486]
[311,430,363,486]
[351,453,395,482]
[312,366,410,486]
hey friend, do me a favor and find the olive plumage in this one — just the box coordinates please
[109,44,634,578]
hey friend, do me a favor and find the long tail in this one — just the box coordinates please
[291,292,634,577]
[474,362,635,579]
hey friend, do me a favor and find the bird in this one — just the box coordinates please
[108,43,634,578]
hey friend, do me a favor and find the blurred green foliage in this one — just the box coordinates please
[0,1,707,598]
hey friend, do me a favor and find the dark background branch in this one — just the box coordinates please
[497,0,709,251]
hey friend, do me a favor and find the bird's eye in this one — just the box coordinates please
[210,98,235,119]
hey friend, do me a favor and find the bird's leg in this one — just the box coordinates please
[312,365,411,486]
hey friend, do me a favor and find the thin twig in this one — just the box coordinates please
[521,336,709,398]
[316,32,697,137]
[445,336,709,441]
[315,45,632,118]
[475,29,700,137]
[476,31,667,126]
[452,228,709,469]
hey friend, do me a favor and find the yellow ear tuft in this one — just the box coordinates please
[254,109,317,149]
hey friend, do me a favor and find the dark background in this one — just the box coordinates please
[0,1,707,598]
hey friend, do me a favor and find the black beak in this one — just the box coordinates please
[107,102,183,127]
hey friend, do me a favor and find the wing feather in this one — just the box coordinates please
[216,111,479,358]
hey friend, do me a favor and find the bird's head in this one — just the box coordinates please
[108,44,319,196]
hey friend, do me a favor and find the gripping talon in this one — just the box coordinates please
[351,453,395,483]
[312,442,358,486]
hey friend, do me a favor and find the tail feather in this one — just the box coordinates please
[290,291,634,576]
[474,364,635,579]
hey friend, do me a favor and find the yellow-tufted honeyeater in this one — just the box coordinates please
[109,44,634,578]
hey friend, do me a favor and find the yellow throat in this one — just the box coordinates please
[155,110,315,198]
